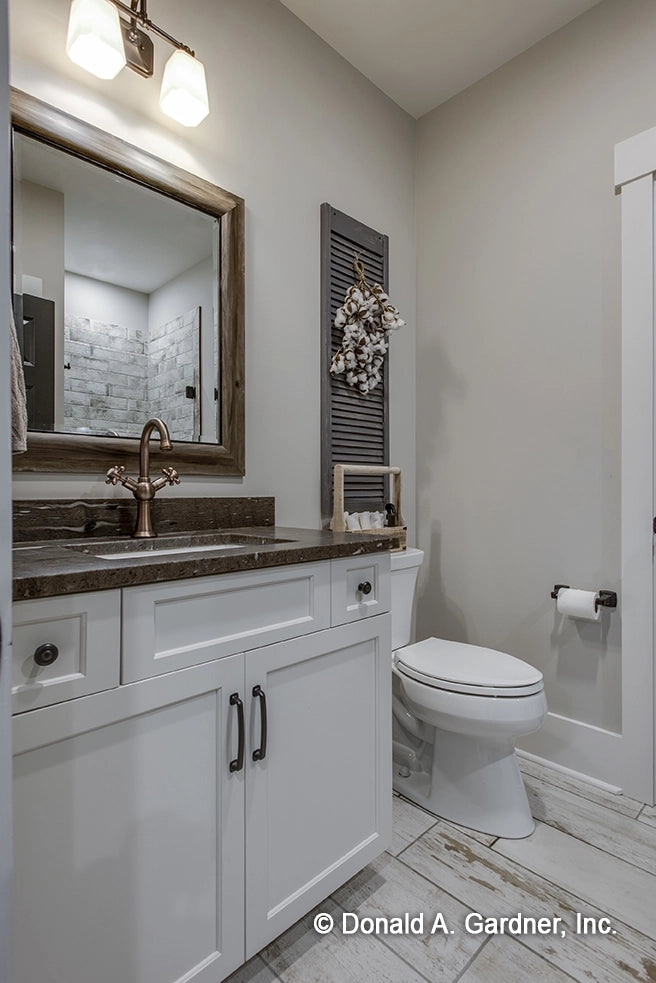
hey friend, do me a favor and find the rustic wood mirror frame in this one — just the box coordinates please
[11,88,245,475]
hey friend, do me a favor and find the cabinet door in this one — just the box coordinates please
[12,657,245,983]
[245,615,391,957]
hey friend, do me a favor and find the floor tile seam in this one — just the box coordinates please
[526,780,644,822]
[518,814,656,877]
[250,953,282,981]
[395,794,495,847]
[375,927,471,983]
[397,828,656,941]
[488,842,656,941]
[519,769,644,819]
[322,888,446,983]
[392,845,505,915]
[449,935,492,983]
[395,792,441,830]
[511,936,582,983]
[396,845,656,966]
[394,818,495,863]
[390,825,440,859]
[329,874,491,983]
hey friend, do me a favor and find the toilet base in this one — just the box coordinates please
[393,730,535,839]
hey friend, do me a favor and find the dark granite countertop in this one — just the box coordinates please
[13,526,398,601]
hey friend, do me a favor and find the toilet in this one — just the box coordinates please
[391,548,547,838]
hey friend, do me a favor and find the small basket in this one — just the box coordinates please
[330,464,407,551]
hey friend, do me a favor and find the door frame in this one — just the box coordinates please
[615,127,656,805]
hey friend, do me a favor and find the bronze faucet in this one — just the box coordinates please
[106,418,180,538]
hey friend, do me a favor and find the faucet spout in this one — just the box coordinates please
[139,418,172,480]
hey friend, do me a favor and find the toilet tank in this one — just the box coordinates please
[390,548,424,650]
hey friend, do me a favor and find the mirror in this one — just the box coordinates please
[11,88,244,475]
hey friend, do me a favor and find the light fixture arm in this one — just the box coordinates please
[110,0,194,55]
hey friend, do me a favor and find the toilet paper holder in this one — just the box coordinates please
[550,585,617,612]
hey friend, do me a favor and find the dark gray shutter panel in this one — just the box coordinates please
[321,204,389,521]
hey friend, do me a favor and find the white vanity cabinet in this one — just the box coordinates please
[12,555,391,983]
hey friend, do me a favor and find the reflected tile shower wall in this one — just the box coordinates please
[148,306,200,442]
[64,306,200,441]
[64,314,149,437]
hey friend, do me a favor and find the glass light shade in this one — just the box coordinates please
[160,49,210,127]
[66,0,126,80]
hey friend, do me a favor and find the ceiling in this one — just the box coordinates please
[14,132,215,295]
[279,0,604,118]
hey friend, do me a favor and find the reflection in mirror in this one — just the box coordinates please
[10,88,244,476]
[13,131,219,444]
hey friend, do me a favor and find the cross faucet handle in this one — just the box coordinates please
[106,465,138,491]
[152,467,181,491]
[106,465,127,486]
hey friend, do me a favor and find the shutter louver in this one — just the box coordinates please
[321,205,389,521]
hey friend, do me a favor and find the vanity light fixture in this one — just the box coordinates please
[66,0,210,127]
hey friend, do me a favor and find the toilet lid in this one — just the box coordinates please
[394,637,544,697]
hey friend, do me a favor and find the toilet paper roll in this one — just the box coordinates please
[556,588,600,623]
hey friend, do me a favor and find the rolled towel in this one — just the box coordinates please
[10,305,27,454]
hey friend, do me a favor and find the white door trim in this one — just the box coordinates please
[616,128,656,804]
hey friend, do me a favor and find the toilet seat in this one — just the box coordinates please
[394,637,544,698]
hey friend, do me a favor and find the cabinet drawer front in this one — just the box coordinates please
[12,591,120,714]
[122,562,332,682]
[331,553,391,625]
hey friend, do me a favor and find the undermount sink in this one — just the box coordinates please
[61,532,296,561]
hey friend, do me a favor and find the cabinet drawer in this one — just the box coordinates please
[121,561,332,682]
[12,591,121,714]
[330,553,391,626]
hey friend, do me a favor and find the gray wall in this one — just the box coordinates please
[416,0,656,739]
[9,0,417,533]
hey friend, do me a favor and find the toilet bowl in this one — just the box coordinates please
[391,549,547,839]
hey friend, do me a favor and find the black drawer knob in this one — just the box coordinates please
[33,643,59,667]
[358,581,372,596]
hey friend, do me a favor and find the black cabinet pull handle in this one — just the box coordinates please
[358,581,372,595]
[229,692,245,773]
[252,685,267,761]
[34,643,59,667]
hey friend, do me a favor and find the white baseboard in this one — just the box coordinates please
[517,749,623,796]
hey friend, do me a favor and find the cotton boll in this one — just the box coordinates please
[330,352,345,374]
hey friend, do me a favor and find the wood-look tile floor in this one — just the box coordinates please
[227,757,656,982]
